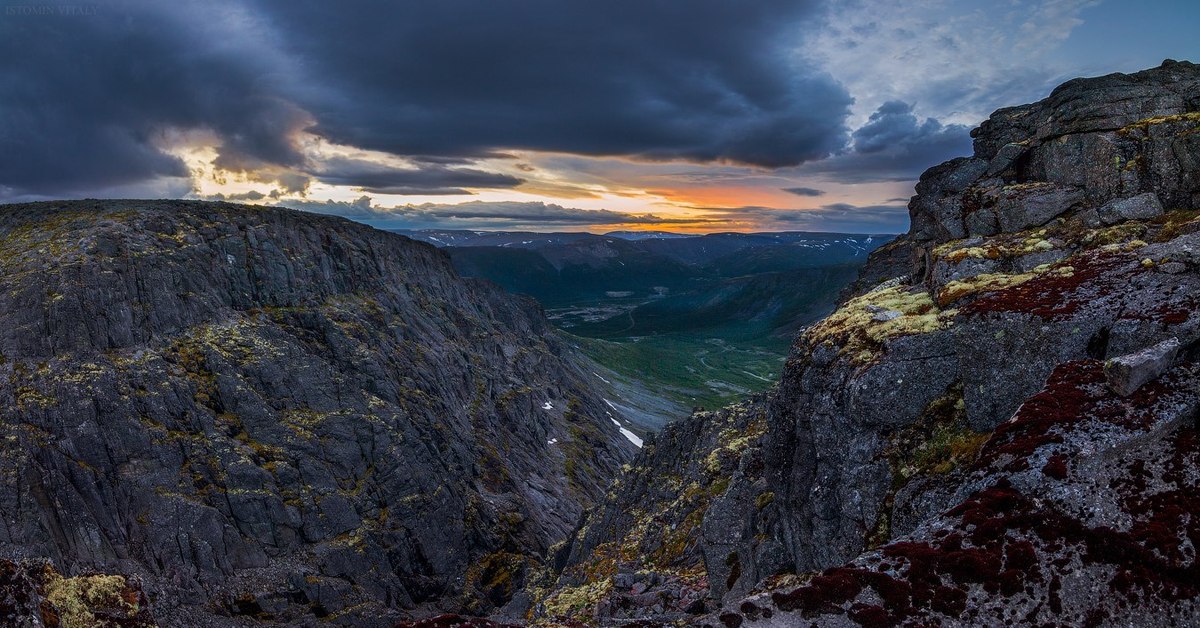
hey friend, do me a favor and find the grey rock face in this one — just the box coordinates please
[902,60,1200,251]
[544,60,1200,627]
[1105,336,1181,396]
[993,182,1085,233]
[540,396,776,623]
[0,200,633,625]
[1098,191,1165,224]
[720,360,1200,627]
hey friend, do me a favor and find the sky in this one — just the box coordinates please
[0,1,1196,233]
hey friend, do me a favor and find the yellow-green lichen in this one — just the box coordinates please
[806,285,955,365]
[42,568,140,628]
[540,578,614,618]
[937,265,1074,308]
[887,388,989,481]
[1118,111,1200,135]
[703,417,767,474]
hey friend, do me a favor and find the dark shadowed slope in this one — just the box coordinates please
[0,200,635,626]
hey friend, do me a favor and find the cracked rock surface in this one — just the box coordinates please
[0,200,634,626]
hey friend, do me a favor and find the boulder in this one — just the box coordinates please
[1104,337,1181,396]
[1097,192,1164,225]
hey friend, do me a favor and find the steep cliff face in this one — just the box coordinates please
[0,200,634,625]
[543,60,1200,626]
[732,359,1200,627]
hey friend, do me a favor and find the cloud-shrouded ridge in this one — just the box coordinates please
[702,203,909,233]
[277,197,906,234]
[278,197,711,230]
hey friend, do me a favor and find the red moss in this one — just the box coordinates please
[771,568,864,614]
[962,252,1131,319]
[1157,309,1191,325]
[976,361,1105,468]
[1083,608,1109,628]
[395,614,517,628]
[1119,289,1198,326]
[1004,540,1038,572]
[1048,575,1063,614]
[847,603,890,627]
[1042,454,1069,479]
[768,363,1200,624]
[929,585,967,616]
[977,360,1188,472]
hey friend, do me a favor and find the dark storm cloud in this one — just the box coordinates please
[801,101,972,183]
[252,0,850,167]
[783,187,827,197]
[0,0,853,198]
[279,198,704,230]
[309,157,524,195]
[852,101,960,153]
[0,1,308,196]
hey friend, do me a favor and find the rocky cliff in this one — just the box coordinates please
[0,200,635,625]
[540,60,1200,626]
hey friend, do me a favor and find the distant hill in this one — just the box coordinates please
[395,228,893,308]
[569,265,863,340]
[445,240,706,305]
[603,230,694,240]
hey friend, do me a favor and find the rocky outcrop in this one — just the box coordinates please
[1105,336,1181,396]
[0,200,634,625]
[532,396,772,624]
[0,558,154,627]
[909,59,1200,245]
[542,60,1200,626]
[728,359,1200,626]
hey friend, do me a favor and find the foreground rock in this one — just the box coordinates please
[1105,337,1181,396]
[0,558,154,627]
[539,60,1200,626]
[0,200,635,625]
[720,360,1200,626]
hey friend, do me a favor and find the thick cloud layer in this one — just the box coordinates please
[800,100,972,183]
[260,0,851,167]
[0,0,852,198]
[309,158,524,195]
[0,1,306,196]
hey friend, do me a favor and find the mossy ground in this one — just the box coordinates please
[806,286,955,365]
[40,565,142,628]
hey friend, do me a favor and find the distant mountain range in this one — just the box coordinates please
[392,228,893,307]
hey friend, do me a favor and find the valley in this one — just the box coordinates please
[397,229,890,426]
